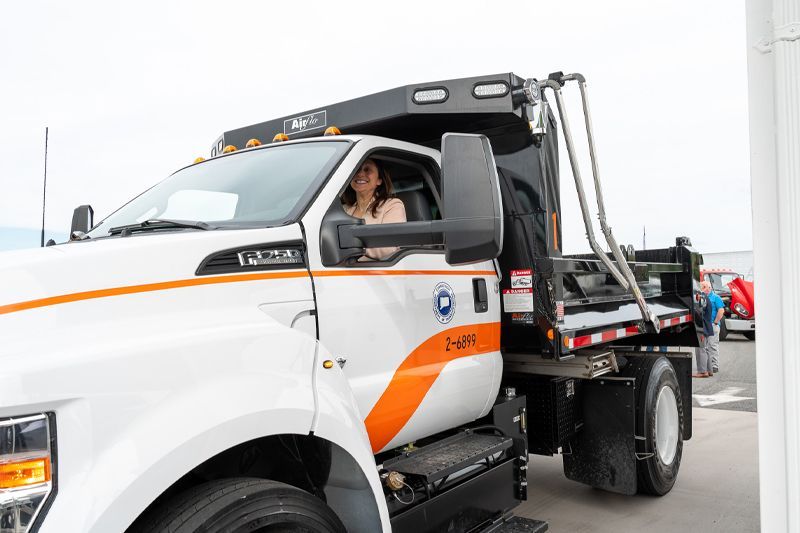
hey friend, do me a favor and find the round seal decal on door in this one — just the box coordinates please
[433,282,456,324]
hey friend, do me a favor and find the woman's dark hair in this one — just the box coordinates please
[341,158,395,217]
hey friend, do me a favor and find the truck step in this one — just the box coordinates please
[504,349,618,379]
[383,430,513,484]
[485,516,549,533]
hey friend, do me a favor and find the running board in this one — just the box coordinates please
[481,513,549,533]
[383,430,513,484]
[389,397,529,533]
[504,349,618,379]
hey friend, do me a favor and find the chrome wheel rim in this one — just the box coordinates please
[655,385,679,465]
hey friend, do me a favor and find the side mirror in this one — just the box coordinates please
[70,205,94,235]
[440,133,503,264]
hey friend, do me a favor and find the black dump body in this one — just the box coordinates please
[217,72,703,359]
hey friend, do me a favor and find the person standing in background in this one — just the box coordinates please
[702,280,725,374]
[693,287,714,378]
[693,280,725,378]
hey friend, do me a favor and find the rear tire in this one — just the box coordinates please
[625,356,684,495]
[131,478,346,533]
[744,331,756,341]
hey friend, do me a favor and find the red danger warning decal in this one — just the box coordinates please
[504,268,534,313]
[510,269,533,288]
[502,288,533,312]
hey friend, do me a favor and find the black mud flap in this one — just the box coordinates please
[562,377,637,495]
[668,355,693,440]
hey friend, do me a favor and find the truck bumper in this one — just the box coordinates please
[725,317,756,332]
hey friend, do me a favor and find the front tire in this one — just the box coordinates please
[627,356,684,495]
[131,478,346,533]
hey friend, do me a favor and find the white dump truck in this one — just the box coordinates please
[1,72,703,533]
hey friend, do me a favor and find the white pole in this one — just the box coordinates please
[746,0,800,530]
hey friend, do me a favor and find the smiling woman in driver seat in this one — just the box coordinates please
[341,158,406,260]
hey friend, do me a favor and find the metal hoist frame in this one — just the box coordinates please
[524,72,660,333]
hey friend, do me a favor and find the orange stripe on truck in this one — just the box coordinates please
[0,271,309,316]
[0,269,497,316]
[364,321,501,452]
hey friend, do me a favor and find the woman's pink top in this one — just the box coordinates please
[344,197,407,260]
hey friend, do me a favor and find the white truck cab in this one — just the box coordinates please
[1,72,703,533]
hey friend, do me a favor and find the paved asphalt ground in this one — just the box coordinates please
[515,336,760,532]
[691,336,758,413]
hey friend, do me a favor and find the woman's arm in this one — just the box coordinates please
[363,198,407,260]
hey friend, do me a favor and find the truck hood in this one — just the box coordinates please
[0,225,305,306]
[0,225,310,355]
[728,277,755,319]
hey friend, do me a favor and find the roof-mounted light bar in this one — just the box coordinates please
[473,81,509,98]
[412,87,448,105]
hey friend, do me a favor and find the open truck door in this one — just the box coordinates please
[308,133,504,454]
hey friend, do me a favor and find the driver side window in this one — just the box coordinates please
[338,151,442,264]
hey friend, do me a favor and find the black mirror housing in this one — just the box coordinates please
[71,205,94,235]
[440,133,503,264]
[319,202,366,266]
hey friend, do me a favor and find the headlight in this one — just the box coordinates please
[733,303,750,317]
[0,414,56,533]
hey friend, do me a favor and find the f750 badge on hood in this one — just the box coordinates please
[238,249,303,266]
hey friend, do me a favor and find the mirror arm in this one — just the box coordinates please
[339,221,445,249]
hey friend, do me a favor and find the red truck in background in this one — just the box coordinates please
[700,269,756,340]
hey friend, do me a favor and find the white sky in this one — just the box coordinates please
[0,0,751,254]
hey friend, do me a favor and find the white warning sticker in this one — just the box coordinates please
[510,269,533,289]
[502,288,534,312]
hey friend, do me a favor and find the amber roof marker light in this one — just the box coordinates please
[324,126,341,136]
[273,133,289,143]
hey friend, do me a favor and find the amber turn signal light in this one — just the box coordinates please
[0,457,51,489]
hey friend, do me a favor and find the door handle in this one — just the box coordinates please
[473,278,489,313]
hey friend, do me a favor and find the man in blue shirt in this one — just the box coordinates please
[695,280,725,377]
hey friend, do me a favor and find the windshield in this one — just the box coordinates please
[708,272,740,292]
[88,141,350,237]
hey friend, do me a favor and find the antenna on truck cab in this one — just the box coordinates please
[40,127,49,248]
[534,73,660,333]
